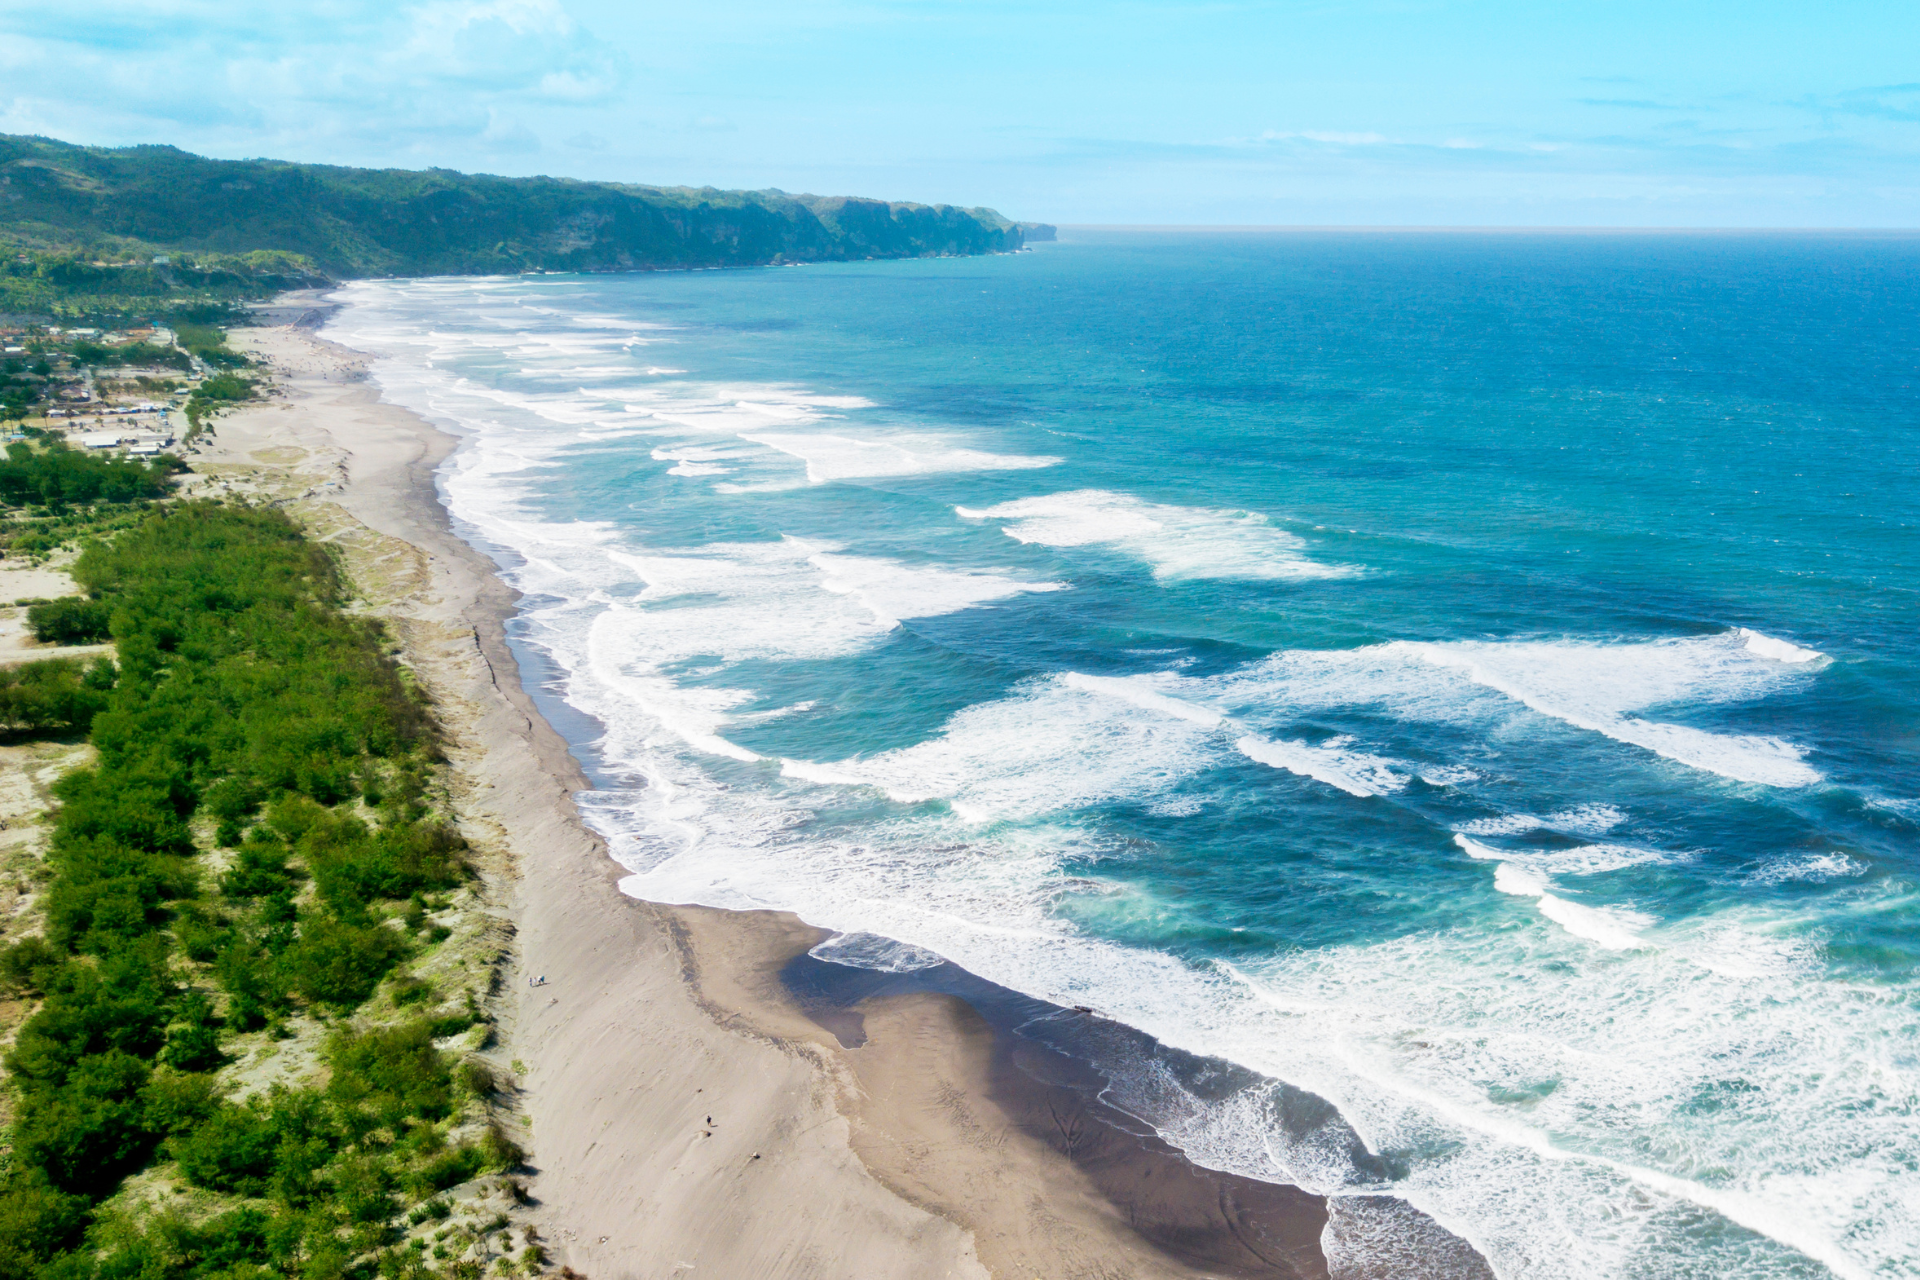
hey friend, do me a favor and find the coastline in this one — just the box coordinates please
[204,292,1475,1280]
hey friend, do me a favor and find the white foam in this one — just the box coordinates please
[1062,671,1225,726]
[1461,835,1655,950]
[958,489,1357,581]
[1519,843,1676,876]
[810,930,946,972]
[1454,813,1542,837]
[809,552,1065,629]
[1535,896,1655,952]
[1459,809,1628,852]
[744,430,1059,482]
[652,444,744,477]
[779,673,1226,820]
[594,539,1060,662]
[1748,852,1867,885]
[1667,921,1823,979]
[1323,1196,1494,1280]
[1737,628,1826,664]
[1548,804,1630,836]
[1415,765,1480,787]
[1235,735,1407,798]
[1206,632,1822,792]
[1392,635,1824,787]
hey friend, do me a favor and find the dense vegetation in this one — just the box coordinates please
[0,251,309,323]
[67,342,189,372]
[184,372,256,435]
[0,656,113,733]
[0,134,1039,293]
[27,597,113,645]
[0,441,179,509]
[0,505,517,1280]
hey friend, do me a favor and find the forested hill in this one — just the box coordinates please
[0,134,1037,279]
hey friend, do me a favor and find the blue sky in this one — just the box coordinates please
[4,0,1917,225]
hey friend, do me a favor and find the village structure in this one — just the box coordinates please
[1,321,187,456]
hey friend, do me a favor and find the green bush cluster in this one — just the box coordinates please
[0,441,177,509]
[3,506,158,562]
[173,327,249,372]
[184,372,254,434]
[0,504,496,1280]
[69,341,190,372]
[27,597,113,644]
[0,655,114,732]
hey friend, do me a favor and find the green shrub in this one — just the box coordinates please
[27,598,113,644]
[202,776,262,824]
[0,655,114,731]
[6,948,173,1084]
[0,1176,90,1278]
[172,1101,278,1196]
[11,1049,158,1195]
[455,1059,495,1097]
[479,1124,524,1173]
[161,993,225,1073]
[406,1146,483,1198]
[173,907,229,963]
[138,1069,219,1135]
[218,843,298,898]
[326,1022,453,1126]
[0,934,64,993]
[283,916,407,1007]
[390,975,434,1006]
[329,1156,396,1226]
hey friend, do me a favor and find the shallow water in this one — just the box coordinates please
[325,230,1920,1279]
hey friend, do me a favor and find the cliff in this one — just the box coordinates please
[0,135,1028,279]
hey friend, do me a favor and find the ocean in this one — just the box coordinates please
[323,229,1920,1280]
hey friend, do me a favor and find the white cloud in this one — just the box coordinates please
[0,0,626,160]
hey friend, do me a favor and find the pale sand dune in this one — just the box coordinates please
[203,306,1338,1280]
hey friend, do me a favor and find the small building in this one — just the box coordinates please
[80,432,124,449]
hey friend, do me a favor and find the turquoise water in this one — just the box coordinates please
[326,231,1920,1279]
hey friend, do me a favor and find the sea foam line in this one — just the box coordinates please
[958,489,1359,581]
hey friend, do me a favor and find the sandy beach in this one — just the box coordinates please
[190,294,1449,1280]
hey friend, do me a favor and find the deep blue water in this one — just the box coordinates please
[327,231,1920,1280]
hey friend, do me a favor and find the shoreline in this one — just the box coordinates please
[206,291,1483,1280]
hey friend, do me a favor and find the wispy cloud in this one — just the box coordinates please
[1799,84,1920,123]
[0,0,627,161]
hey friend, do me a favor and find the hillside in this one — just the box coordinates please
[0,134,1049,318]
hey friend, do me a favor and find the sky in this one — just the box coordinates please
[2,0,1917,226]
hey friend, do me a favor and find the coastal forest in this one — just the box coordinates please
[0,133,1046,320]
[0,504,528,1280]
